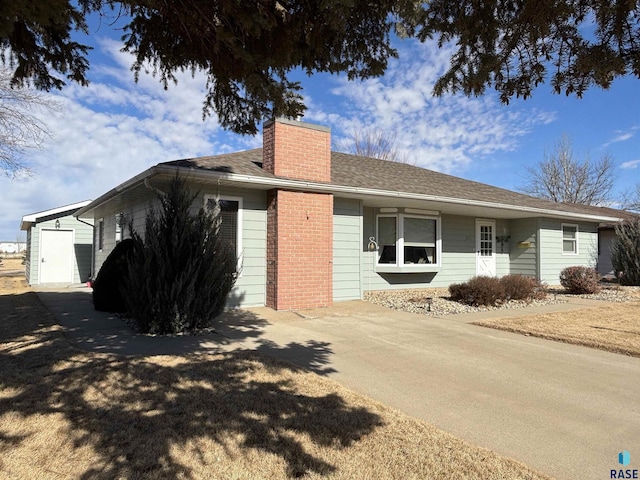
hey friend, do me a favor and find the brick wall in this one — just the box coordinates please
[266,190,333,310]
[263,119,334,310]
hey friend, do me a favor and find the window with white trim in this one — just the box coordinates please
[115,213,123,244]
[376,213,441,271]
[562,224,578,254]
[204,195,243,269]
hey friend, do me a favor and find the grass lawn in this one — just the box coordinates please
[473,301,640,357]
[0,260,549,480]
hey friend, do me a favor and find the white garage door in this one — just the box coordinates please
[40,229,74,283]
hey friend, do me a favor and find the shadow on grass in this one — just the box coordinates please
[0,291,380,478]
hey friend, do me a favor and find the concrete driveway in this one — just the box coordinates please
[238,302,640,480]
[38,288,640,480]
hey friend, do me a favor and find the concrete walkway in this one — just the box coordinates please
[36,286,640,480]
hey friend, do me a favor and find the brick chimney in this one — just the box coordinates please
[263,119,333,310]
[262,118,331,182]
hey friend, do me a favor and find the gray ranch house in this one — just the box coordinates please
[20,201,93,285]
[76,119,623,310]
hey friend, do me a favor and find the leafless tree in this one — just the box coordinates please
[337,127,414,164]
[520,133,616,205]
[0,69,58,177]
[620,184,640,212]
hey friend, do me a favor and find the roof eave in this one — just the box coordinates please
[21,200,92,230]
[74,163,623,224]
[152,166,621,223]
[74,167,162,218]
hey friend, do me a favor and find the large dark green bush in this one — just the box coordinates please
[122,175,237,334]
[93,238,135,312]
[611,218,640,286]
[559,266,601,294]
[449,274,547,306]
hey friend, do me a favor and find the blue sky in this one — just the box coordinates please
[1,24,639,241]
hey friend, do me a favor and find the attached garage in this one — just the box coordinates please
[20,201,93,286]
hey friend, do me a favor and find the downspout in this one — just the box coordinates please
[144,178,166,196]
[536,218,542,282]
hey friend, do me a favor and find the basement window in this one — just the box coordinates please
[376,213,441,273]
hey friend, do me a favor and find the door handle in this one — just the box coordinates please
[41,258,45,263]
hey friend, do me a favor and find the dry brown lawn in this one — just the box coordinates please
[0,271,550,479]
[474,302,640,357]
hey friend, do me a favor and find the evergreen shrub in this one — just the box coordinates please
[122,175,237,334]
[92,238,135,312]
[611,218,640,286]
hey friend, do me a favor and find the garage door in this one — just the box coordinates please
[40,229,74,283]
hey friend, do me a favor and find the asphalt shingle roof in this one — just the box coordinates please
[162,149,627,220]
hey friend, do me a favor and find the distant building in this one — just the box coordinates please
[0,242,26,254]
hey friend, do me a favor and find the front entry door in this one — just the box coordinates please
[476,220,496,277]
[40,229,73,283]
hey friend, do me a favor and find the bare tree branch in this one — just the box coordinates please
[336,127,414,165]
[0,69,58,178]
[520,133,616,206]
[620,183,640,212]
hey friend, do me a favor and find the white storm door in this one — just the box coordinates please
[476,220,496,277]
[40,229,74,283]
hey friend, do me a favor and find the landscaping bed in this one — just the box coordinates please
[365,285,640,316]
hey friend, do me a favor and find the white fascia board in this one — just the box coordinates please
[152,165,622,224]
[74,167,159,219]
[21,200,92,230]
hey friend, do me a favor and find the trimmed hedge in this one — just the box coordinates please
[449,274,547,306]
[559,266,601,294]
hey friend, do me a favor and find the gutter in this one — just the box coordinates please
[152,165,624,223]
[75,163,624,224]
[74,166,161,218]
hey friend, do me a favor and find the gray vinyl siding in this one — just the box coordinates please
[26,214,93,285]
[196,188,267,308]
[92,185,267,308]
[508,218,538,278]
[538,219,598,285]
[25,229,32,284]
[333,198,362,301]
[91,185,157,277]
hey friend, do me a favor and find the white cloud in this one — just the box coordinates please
[0,39,250,240]
[306,39,556,173]
[602,127,638,147]
[621,159,640,169]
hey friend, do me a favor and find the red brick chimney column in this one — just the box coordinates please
[263,119,333,310]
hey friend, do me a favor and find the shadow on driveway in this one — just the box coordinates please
[1,289,374,479]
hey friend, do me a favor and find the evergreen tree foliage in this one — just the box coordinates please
[611,218,640,286]
[123,175,237,334]
[2,1,639,135]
